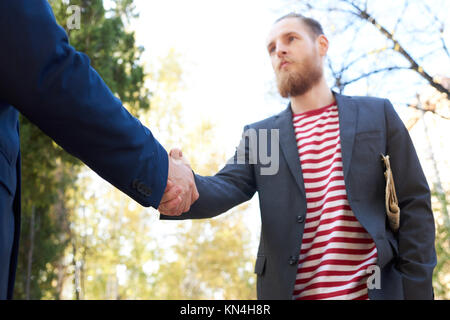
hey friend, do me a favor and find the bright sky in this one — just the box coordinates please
[132,0,291,155]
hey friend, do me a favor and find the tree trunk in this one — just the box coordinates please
[72,239,80,300]
[25,205,35,300]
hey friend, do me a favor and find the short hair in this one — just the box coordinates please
[275,13,324,39]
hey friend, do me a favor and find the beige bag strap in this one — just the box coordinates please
[380,154,400,232]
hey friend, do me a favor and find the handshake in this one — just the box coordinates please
[158,148,199,216]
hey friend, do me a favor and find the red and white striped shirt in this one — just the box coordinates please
[292,101,378,300]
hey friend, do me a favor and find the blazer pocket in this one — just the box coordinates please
[352,130,385,201]
[387,235,399,256]
[355,130,382,140]
[254,255,266,276]
[354,130,383,158]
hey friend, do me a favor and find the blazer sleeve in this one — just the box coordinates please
[160,125,257,220]
[384,98,437,299]
[0,1,168,208]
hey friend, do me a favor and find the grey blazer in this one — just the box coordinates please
[161,91,436,300]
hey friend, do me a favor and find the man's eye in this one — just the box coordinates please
[289,36,295,42]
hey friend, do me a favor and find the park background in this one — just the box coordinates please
[14,0,450,299]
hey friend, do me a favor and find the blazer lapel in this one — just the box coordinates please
[275,105,306,197]
[334,91,358,183]
[274,91,358,196]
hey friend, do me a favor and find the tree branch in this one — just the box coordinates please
[342,0,450,99]
[340,66,410,87]
[422,1,450,59]
[407,104,450,121]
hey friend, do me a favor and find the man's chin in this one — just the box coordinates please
[276,78,301,98]
[276,87,289,98]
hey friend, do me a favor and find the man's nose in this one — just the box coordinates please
[275,43,288,57]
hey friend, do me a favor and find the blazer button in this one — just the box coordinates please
[144,187,152,196]
[289,256,298,265]
[132,179,140,189]
[297,215,305,223]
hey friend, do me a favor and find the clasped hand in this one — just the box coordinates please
[158,148,198,216]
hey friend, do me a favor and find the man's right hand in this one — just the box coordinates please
[158,149,199,216]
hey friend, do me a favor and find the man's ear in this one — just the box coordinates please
[317,34,329,57]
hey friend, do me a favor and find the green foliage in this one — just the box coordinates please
[51,0,150,116]
[155,213,256,300]
[431,189,450,299]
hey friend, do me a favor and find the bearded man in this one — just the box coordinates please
[159,13,436,300]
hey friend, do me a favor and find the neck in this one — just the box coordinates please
[289,78,335,114]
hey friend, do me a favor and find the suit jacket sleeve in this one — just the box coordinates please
[0,0,168,208]
[160,125,257,220]
[384,98,437,299]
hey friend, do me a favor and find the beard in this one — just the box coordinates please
[276,56,323,98]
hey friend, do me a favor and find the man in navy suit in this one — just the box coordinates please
[0,0,197,299]
[160,14,437,299]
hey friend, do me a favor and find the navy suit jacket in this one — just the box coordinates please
[161,92,437,300]
[0,0,168,299]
